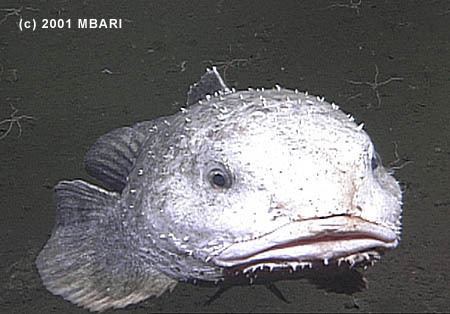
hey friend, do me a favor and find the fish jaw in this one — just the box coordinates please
[212,215,399,268]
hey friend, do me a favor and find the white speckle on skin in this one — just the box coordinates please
[216,114,226,121]
[219,106,229,114]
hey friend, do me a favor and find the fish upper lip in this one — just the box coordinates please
[212,215,399,267]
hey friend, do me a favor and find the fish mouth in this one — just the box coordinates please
[213,215,399,268]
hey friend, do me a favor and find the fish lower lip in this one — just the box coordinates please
[213,216,399,267]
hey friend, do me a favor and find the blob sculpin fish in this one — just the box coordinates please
[36,68,402,311]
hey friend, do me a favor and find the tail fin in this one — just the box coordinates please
[36,180,177,312]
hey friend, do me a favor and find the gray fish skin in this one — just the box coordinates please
[36,68,402,312]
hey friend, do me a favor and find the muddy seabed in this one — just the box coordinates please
[0,1,448,313]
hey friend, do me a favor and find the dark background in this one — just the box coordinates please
[0,0,448,312]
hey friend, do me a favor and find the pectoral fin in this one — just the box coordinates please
[83,121,154,192]
[36,180,177,312]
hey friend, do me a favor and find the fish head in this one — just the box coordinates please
[146,88,402,274]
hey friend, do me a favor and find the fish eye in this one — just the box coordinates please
[371,152,382,170]
[207,164,232,189]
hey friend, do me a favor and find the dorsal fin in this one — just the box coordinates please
[84,121,153,192]
[186,67,229,106]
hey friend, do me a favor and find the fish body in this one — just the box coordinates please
[36,68,402,311]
